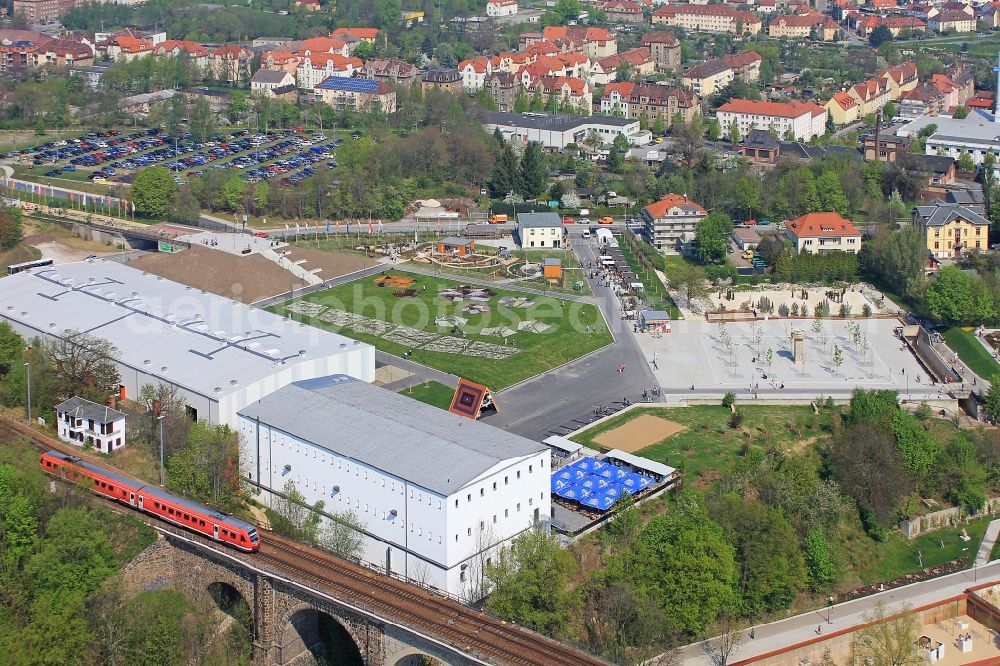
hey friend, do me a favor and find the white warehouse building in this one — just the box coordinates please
[483,111,646,149]
[0,260,374,425]
[237,375,551,600]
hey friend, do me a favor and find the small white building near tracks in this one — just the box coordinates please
[0,259,374,425]
[237,374,551,600]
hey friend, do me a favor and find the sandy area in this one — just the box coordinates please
[373,365,412,386]
[703,285,883,317]
[594,414,686,452]
[128,245,308,303]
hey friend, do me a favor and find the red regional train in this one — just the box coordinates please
[41,450,260,552]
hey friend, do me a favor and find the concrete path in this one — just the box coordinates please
[677,562,1000,665]
[976,519,1000,566]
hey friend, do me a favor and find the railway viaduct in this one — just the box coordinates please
[121,532,481,666]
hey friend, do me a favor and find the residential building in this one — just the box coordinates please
[913,201,989,258]
[879,61,919,100]
[153,39,209,69]
[422,68,462,94]
[56,397,126,455]
[0,261,374,427]
[853,15,926,37]
[297,54,363,90]
[847,78,891,117]
[534,75,592,114]
[928,10,976,32]
[314,76,397,112]
[458,56,496,91]
[517,212,565,248]
[930,71,974,110]
[600,82,701,127]
[651,4,762,34]
[487,0,519,16]
[768,13,839,40]
[484,111,643,149]
[362,57,420,86]
[261,50,300,75]
[825,91,859,125]
[591,47,654,85]
[484,71,520,112]
[251,68,297,96]
[70,63,111,88]
[107,34,154,62]
[640,31,681,72]
[737,129,781,164]
[898,82,949,118]
[717,98,827,142]
[681,51,761,97]
[733,227,762,250]
[603,0,645,23]
[863,132,911,161]
[541,26,618,58]
[209,45,252,84]
[12,0,77,24]
[784,212,862,254]
[331,27,380,45]
[642,193,707,254]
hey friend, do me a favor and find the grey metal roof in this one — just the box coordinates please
[56,396,126,423]
[439,236,473,245]
[946,189,985,206]
[913,202,989,227]
[251,69,291,84]
[542,257,561,266]
[485,111,635,132]
[917,154,955,175]
[0,261,370,403]
[517,212,562,228]
[238,375,546,496]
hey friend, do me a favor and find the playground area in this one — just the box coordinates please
[692,283,895,318]
[593,413,687,453]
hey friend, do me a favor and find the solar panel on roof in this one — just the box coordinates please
[317,76,379,93]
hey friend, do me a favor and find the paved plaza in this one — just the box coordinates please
[636,318,941,399]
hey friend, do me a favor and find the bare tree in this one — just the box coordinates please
[320,509,365,560]
[851,602,923,666]
[701,614,744,666]
[132,382,192,457]
[45,330,121,404]
[462,523,499,603]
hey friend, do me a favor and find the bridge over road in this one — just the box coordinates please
[123,526,607,666]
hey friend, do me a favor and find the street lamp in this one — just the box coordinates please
[157,415,165,485]
[24,344,32,424]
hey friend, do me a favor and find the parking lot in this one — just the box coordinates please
[19,126,344,189]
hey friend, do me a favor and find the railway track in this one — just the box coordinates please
[0,417,608,666]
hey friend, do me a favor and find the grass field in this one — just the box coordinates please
[399,381,455,410]
[570,404,832,478]
[942,327,1000,379]
[855,515,992,584]
[270,271,613,390]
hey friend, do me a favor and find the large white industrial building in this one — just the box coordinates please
[0,260,374,425]
[237,375,551,599]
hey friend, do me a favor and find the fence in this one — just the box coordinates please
[899,497,1000,539]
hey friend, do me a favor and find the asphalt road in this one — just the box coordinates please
[676,560,1000,665]
[480,227,660,441]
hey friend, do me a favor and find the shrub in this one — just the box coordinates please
[778,303,790,317]
[790,302,800,317]
[838,303,852,318]
[722,391,736,408]
[729,409,744,429]
[862,303,873,317]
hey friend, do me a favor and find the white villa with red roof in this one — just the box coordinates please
[785,212,862,254]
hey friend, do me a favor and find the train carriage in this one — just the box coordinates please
[40,450,260,553]
[41,450,143,504]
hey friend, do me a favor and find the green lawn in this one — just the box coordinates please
[269,271,613,390]
[399,381,455,410]
[858,515,993,584]
[942,327,1000,379]
[570,405,832,478]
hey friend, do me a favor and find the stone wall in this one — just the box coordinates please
[900,497,1000,539]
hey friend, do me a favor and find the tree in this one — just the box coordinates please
[957,150,975,172]
[925,266,995,324]
[518,142,548,198]
[672,263,708,304]
[816,170,849,216]
[850,603,923,666]
[165,421,242,511]
[45,330,121,405]
[0,206,23,251]
[953,106,969,120]
[803,529,835,591]
[320,510,365,559]
[0,321,22,375]
[489,144,519,198]
[708,119,721,142]
[984,152,996,222]
[984,375,1000,422]
[708,495,807,616]
[832,344,843,375]
[132,166,178,218]
[696,213,730,264]
[484,527,578,635]
[626,494,737,634]
[735,177,761,220]
[221,174,246,212]
[869,24,894,48]
[189,97,216,143]
[727,122,740,145]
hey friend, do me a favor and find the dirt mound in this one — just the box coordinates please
[374,274,416,289]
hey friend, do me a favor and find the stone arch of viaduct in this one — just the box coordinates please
[121,534,479,666]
